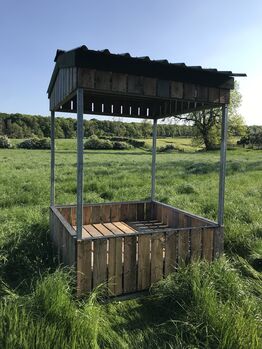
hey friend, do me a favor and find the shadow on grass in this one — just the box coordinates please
[0,220,56,294]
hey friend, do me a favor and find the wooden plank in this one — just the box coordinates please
[84,224,103,237]
[91,205,101,224]
[73,225,91,238]
[93,239,107,288]
[202,228,214,262]
[123,236,137,293]
[137,202,145,221]
[111,204,120,221]
[113,221,134,234]
[128,203,137,221]
[145,202,153,220]
[162,206,169,225]
[93,223,113,236]
[68,235,76,267]
[112,73,127,92]
[104,222,123,235]
[77,240,92,296]
[120,203,129,221]
[157,80,170,98]
[101,205,111,222]
[165,231,177,275]
[108,237,122,295]
[143,77,157,96]
[156,204,162,222]
[171,81,183,98]
[191,228,202,261]
[177,229,190,265]
[178,212,185,228]
[184,83,196,100]
[83,206,92,224]
[197,85,208,101]
[151,233,164,283]
[95,70,111,90]
[208,87,220,103]
[128,75,143,94]
[137,234,151,290]
[121,221,136,232]
[70,207,76,225]
[220,88,230,104]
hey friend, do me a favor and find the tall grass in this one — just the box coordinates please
[0,139,261,348]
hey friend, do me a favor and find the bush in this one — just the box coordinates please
[158,144,176,152]
[112,141,132,150]
[0,136,12,148]
[17,137,51,149]
[101,136,146,148]
[84,135,113,150]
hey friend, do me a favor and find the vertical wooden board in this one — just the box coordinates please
[111,204,120,222]
[83,206,92,224]
[184,83,196,100]
[177,230,190,265]
[171,81,183,98]
[123,236,137,293]
[95,70,111,90]
[137,202,145,221]
[56,220,63,263]
[156,204,162,222]
[93,239,107,288]
[191,228,202,262]
[208,87,220,103]
[143,77,156,96]
[145,202,153,220]
[62,207,70,223]
[78,68,95,88]
[197,85,208,101]
[120,203,129,221]
[184,215,192,228]
[128,203,137,221]
[157,80,170,98]
[220,89,230,104]
[137,235,151,290]
[77,240,92,296]
[70,207,76,226]
[112,73,127,92]
[101,204,111,222]
[151,233,164,283]
[128,75,143,94]
[91,205,101,224]
[178,212,185,228]
[162,207,169,225]
[72,67,77,89]
[108,237,122,295]
[191,217,203,227]
[202,228,214,262]
[68,236,76,267]
[165,231,177,275]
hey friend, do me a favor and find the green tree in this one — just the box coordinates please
[173,82,246,150]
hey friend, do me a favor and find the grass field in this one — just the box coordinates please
[0,138,261,348]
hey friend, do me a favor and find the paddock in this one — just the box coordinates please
[47,45,242,296]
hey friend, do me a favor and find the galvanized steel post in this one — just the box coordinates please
[50,110,55,206]
[76,88,84,239]
[151,118,157,200]
[218,104,228,226]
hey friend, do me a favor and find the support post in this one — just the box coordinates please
[50,110,55,206]
[76,88,84,239]
[218,104,228,226]
[151,118,157,200]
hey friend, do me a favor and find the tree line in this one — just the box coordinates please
[0,113,196,139]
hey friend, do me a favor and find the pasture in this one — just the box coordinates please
[0,138,261,348]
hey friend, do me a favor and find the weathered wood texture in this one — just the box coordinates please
[50,67,230,116]
[51,201,222,296]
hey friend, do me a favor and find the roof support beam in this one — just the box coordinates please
[218,104,228,226]
[50,111,55,206]
[76,88,84,239]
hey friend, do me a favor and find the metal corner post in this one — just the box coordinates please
[76,88,84,239]
[218,104,228,226]
[50,110,55,206]
[151,118,158,200]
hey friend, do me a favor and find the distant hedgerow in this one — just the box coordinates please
[84,135,132,150]
[17,137,51,149]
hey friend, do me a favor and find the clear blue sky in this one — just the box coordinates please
[0,0,261,125]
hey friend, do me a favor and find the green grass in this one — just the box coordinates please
[0,138,261,348]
